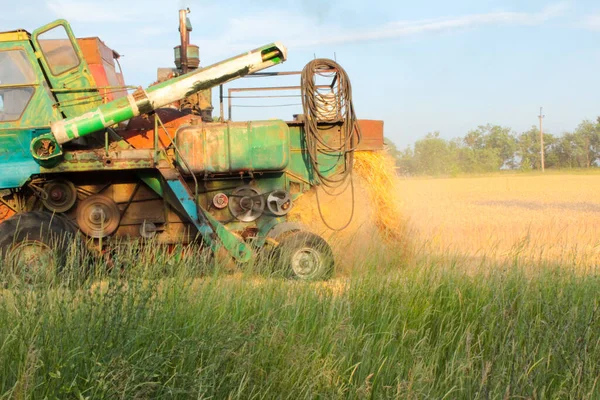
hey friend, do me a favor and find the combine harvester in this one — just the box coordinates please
[0,10,384,280]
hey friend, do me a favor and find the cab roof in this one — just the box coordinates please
[0,30,31,42]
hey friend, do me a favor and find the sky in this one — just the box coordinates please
[1,0,599,148]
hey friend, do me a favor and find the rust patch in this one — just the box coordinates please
[132,87,153,115]
[121,108,195,149]
[356,120,384,151]
[0,203,13,223]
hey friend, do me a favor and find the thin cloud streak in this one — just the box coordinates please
[39,0,571,86]
[181,2,569,58]
[583,15,600,31]
[290,3,569,48]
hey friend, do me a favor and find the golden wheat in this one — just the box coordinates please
[399,173,600,269]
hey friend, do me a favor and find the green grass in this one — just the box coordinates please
[1,243,600,399]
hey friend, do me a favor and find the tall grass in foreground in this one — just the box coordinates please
[0,242,599,399]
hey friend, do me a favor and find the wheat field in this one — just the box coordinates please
[398,172,600,270]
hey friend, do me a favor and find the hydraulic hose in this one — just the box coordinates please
[300,59,362,230]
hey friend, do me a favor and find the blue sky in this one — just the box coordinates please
[1,0,599,148]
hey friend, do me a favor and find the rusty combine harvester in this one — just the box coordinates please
[0,11,384,280]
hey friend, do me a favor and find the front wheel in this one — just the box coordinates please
[0,211,77,282]
[275,231,334,281]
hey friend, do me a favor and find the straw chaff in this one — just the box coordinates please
[289,150,405,243]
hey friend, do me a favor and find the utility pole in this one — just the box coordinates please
[539,107,545,172]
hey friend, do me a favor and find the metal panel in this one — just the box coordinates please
[176,120,290,175]
[31,20,103,118]
[78,37,127,102]
[356,120,384,151]
[0,129,41,189]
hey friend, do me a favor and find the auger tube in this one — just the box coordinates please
[49,42,287,145]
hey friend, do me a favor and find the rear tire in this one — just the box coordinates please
[0,211,77,282]
[275,231,334,281]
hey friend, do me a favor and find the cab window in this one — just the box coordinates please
[0,50,36,85]
[37,25,80,75]
[0,50,36,122]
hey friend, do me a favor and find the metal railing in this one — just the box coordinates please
[219,70,337,121]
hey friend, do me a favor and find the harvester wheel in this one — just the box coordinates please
[275,231,334,281]
[0,212,77,281]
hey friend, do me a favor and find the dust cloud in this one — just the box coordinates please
[288,152,408,270]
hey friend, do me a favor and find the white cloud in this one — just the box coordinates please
[584,15,600,31]
[43,1,569,54]
[39,0,570,84]
[188,2,570,54]
[290,2,569,47]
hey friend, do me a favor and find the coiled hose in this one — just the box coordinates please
[300,59,362,230]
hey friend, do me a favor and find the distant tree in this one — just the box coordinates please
[396,147,416,175]
[542,133,558,168]
[386,117,600,176]
[383,138,400,161]
[413,132,455,175]
[552,132,582,168]
[548,120,600,169]
[517,127,536,170]
[384,137,415,175]
[573,120,600,167]
[461,125,516,172]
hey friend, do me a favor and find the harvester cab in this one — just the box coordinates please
[0,12,384,280]
[0,20,118,126]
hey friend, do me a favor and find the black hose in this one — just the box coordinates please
[300,59,362,231]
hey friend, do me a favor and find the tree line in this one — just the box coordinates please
[387,117,600,176]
